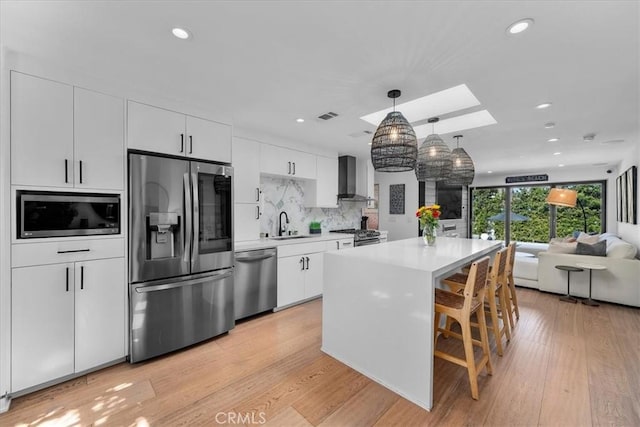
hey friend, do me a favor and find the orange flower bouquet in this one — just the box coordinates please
[416,204,441,245]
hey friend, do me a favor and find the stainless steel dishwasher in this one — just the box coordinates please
[234,248,277,320]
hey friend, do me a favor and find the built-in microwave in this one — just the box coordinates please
[17,190,120,239]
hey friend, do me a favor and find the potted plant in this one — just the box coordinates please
[309,221,322,234]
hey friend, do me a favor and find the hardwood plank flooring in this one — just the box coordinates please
[1,288,639,426]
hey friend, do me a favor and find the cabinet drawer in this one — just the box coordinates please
[12,238,124,267]
[277,241,327,258]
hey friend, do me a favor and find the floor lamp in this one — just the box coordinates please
[546,188,588,232]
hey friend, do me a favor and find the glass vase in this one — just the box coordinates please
[422,225,437,246]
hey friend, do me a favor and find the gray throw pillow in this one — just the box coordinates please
[576,240,606,257]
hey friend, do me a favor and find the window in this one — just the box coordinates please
[470,180,605,243]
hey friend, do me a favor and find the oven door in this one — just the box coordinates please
[354,238,380,247]
[190,161,233,273]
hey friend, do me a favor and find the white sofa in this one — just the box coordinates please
[513,235,640,307]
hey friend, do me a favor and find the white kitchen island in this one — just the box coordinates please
[322,237,502,411]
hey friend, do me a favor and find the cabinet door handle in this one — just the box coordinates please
[80,266,84,290]
[255,206,260,220]
[64,159,69,183]
[300,257,305,271]
[189,135,193,154]
[79,160,83,184]
[336,241,339,250]
[256,187,260,202]
[180,133,184,153]
[292,162,296,175]
[65,267,69,292]
[288,162,292,175]
[57,249,90,254]
[305,256,310,270]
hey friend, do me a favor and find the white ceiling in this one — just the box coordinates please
[2,1,638,176]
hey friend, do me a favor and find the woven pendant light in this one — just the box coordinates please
[415,117,452,181]
[446,135,475,186]
[370,90,417,172]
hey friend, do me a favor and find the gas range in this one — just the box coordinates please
[330,228,380,246]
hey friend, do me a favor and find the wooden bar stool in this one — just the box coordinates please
[434,256,493,400]
[504,241,520,326]
[441,247,511,356]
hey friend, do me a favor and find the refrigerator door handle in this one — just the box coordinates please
[135,269,233,293]
[183,173,192,264]
[191,172,200,268]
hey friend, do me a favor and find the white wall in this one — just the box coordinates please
[617,144,640,248]
[473,165,618,234]
[376,171,420,241]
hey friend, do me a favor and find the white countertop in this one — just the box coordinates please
[234,232,354,251]
[328,236,502,275]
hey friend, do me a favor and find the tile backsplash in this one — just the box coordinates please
[260,176,363,236]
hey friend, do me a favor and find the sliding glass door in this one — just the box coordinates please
[470,180,605,243]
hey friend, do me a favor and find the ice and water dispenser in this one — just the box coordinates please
[147,212,180,259]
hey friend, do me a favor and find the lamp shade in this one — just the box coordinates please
[370,111,418,172]
[446,147,475,186]
[415,133,452,181]
[546,188,577,207]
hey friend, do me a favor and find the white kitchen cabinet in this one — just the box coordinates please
[234,203,261,242]
[11,72,125,190]
[305,156,338,208]
[128,101,231,163]
[11,71,74,187]
[260,143,317,180]
[233,137,261,203]
[276,255,306,307]
[326,237,355,251]
[277,242,326,308]
[11,263,75,392]
[10,240,125,393]
[74,87,125,190]
[74,258,125,372]
[186,115,232,163]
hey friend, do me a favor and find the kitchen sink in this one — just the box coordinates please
[268,235,314,240]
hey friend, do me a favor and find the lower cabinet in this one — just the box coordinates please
[11,257,125,392]
[277,250,324,308]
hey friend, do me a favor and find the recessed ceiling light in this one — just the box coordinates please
[548,138,559,142]
[544,122,556,129]
[558,164,565,167]
[536,102,552,109]
[368,142,372,145]
[172,27,190,40]
[487,171,493,174]
[507,18,534,34]
[296,118,304,123]
[553,152,562,155]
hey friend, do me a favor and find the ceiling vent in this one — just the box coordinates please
[583,133,596,142]
[348,130,373,138]
[318,112,339,120]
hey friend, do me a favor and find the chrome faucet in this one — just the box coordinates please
[278,211,289,236]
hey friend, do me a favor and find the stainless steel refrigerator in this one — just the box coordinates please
[128,152,234,362]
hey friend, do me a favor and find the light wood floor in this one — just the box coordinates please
[2,288,639,426]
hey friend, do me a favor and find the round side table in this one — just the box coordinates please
[555,265,583,303]
[575,263,606,307]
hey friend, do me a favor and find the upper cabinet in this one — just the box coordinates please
[11,72,124,190]
[305,155,339,208]
[128,101,231,163]
[233,137,261,204]
[260,143,316,180]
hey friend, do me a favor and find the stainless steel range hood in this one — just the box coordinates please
[337,155,374,202]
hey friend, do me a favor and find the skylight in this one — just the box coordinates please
[360,84,496,137]
[360,84,481,126]
[413,110,497,139]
